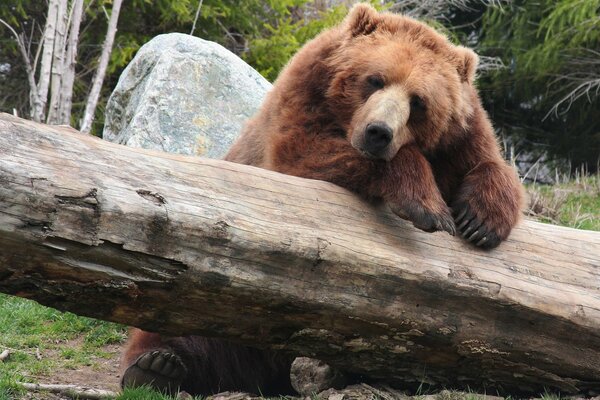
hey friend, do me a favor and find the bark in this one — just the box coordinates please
[37,0,60,122]
[80,0,123,133]
[58,0,85,126]
[46,0,69,125]
[0,113,599,395]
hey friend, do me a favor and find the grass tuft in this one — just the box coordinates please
[526,174,599,231]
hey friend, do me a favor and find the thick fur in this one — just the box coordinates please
[121,329,294,395]
[227,4,523,244]
[121,4,524,396]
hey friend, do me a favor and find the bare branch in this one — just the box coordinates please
[544,78,600,119]
[190,0,204,36]
[32,22,45,80]
[19,383,117,400]
[544,50,600,119]
[0,18,43,121]
[477,55,506,72]
[81,0,123,133]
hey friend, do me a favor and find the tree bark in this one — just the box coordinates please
[46,0,69,125]
[37,0,60,122]
[80,0,123,133]
[0,113,599,395]
[58,0,85,126]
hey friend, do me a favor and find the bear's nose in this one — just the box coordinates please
[364,122,393,155]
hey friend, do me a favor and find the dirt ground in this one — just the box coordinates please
[22,340,123,399]
[48,344,122,392]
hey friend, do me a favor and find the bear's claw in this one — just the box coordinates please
[391,203,456,236]
[121,350,187,394]
[415,209,456,236]
[453,203,501,249]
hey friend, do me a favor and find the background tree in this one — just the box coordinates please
[0,0,598,170]
[475,0,600,170]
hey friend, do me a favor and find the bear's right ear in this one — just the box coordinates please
[345,3,379,37]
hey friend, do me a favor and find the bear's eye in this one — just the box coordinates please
[410,95,427,113]
[366,75,385,90]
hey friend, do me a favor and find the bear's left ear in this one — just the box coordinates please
[345,3,379,37]
[453,46,479,84]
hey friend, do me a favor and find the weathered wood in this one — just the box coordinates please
[0,113,599,394]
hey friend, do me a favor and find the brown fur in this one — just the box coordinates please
[122,4,524,396]
[227,3,523,241]
[121,328,293,395]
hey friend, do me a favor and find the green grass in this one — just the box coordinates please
[0,293,127,398]
[118,386,202,400]
[526,174,600,231]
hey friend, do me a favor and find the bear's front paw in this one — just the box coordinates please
[452,202,504,249]
[390,202,456,236]
[121,350,188,393]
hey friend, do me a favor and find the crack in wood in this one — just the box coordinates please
[312,238,331,269]
[55,188,99,212]
[136,189,167,206]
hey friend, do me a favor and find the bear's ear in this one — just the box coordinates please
[345,3,379,37]
[453,46,479,83]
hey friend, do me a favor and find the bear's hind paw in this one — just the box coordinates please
[121,350,187,394]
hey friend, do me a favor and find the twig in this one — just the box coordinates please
[190,0,204,36]
[0,17,43,120]
[360,383,398,400]
[19,382,118,400]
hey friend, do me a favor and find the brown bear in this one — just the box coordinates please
[120,3,524,396]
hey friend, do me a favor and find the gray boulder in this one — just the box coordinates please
[103,33,271,158]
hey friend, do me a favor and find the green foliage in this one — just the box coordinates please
[244,1,384,81]
[477,0,600,169]
[244,3,347,81]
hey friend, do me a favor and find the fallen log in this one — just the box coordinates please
[0,113,599,395]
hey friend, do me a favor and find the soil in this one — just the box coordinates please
[23,338,123,399]
[46,344,122,392]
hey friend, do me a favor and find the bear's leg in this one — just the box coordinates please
[121,329,294,396]
[121,329,187,394]
[271,135,454,235]
[452,160,523,249]
[381,144,456,235]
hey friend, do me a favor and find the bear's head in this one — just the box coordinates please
[325,3,478,160]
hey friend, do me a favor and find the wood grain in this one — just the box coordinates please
[0,113,599,394]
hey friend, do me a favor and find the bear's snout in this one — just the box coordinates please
[363,122,393,157]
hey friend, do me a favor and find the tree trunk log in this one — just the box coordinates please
[0,113,599,395]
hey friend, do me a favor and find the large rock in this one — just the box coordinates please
[102,33,271,158]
